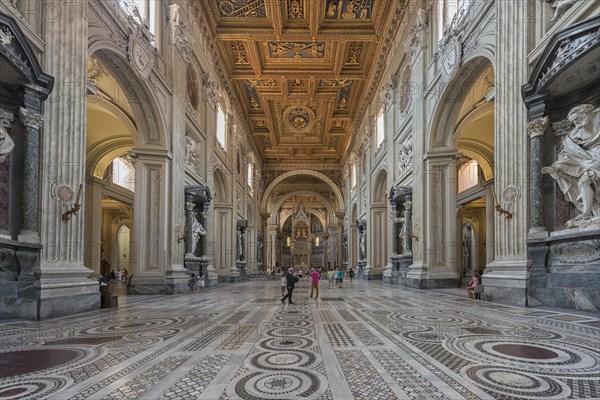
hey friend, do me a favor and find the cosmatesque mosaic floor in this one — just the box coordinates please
[1,279,599,400]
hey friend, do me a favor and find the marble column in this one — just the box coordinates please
[485,183,495,264]
[336,211,344,269]
[18,107,43,239]
[391,211,400,256]
[404,197,413,255]
[37,0,99,319]
[528,117,549,238]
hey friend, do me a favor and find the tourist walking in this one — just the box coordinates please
[188,273,195,293]
[337,268,343,288]
[309,267,320,299]
[281,268,298,304]
[327,269,334,289]
[280,273,287,296]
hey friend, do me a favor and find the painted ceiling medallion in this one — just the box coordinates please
[283,105,316,133]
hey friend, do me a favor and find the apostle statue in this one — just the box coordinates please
[542,104,600,228]
[191,212,206,255]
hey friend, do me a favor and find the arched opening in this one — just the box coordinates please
[419,57,495,288]
[212,168,230,275]
[84,50,169,294]
[371,169,388,277]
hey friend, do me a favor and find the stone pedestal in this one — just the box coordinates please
[237,261,247,280]
[229,266,241,282]
[357,260,367,279]
[383,257,397,284]
[527,228,600,311]
[204,260,218,288]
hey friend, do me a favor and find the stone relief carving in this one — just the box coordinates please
[550,240,600,264]
[542,104,600,229]
[398,65,413,116]
[379,80,395,112]
[185,133,199,169]
[0,110,15,163]
[398,137,412,175]
[404,9,428,64]
[203,80,222,110]
[128,28,155,80]
[543,0,579,22]
[167,3,180,45]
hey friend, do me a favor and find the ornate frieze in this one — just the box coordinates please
[268,42,324,59]
[217,0,267,18]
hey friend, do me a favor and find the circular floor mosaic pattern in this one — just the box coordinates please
[462,365,571,399]
[229,369,327,399]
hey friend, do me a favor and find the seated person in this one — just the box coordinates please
[466,272,481,299]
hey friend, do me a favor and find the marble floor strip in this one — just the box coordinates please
[0,279,599,400]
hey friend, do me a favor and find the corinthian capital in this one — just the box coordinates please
[527,116,550,138]
[19,107,44,129]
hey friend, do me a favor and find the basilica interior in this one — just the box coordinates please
[0,0,599,398]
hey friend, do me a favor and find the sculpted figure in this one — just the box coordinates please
[0,124,14,163]
[191,212,206,255]
[542,104,600,227]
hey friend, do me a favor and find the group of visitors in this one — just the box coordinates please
[188,272,206,293]
[279,266,355,304]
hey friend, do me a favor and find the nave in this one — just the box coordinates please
[1,281,599,400]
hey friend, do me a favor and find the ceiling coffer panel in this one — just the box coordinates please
[196,0,399,166]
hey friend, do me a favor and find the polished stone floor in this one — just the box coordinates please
[1,279,599,399]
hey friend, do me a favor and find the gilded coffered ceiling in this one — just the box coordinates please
[194,0,401,169]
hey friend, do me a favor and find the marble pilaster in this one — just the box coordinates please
[83,177,105,274]
[482,1,531,307]
[37,0,99,319]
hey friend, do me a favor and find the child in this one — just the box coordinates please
[197,273,206,292]
[467,272,481,299]
[188,273,195,293]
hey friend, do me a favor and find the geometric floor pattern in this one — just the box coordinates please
[1,279,599,399]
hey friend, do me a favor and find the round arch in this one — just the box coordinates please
[213,168,229,204]
[269,190,337,225]
[372,168,388,205]
[427,56,494,151]
[261,170,344,212]
[88,46,168,148]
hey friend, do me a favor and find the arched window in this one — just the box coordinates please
[287,237,291,247]
[119,0,158,41]
[247,162,254,191]
[351,163,357,190]
[216,105,226,149]
[112,157,135,192]
[376,108,385,148]
[458,160,479,193]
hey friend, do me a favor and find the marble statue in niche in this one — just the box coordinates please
[191,211,206,255]
[542,104,600,228]
[0,120,14,163]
